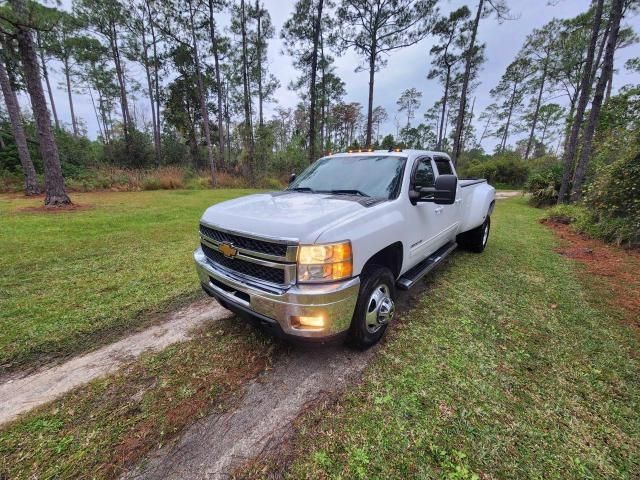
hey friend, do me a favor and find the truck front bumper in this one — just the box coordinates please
[194,247,360,339]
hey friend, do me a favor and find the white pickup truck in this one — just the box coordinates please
[194,149,495,348]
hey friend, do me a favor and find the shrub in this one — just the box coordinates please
[545,204,591,226]
[259,176,285,190]
[104,130,154,168]
[216,171,248,188]
[459,153,529,187]
[543,150,640,247]
[525,163,563,207]
[581,150,640,246]
[0,170,31,193]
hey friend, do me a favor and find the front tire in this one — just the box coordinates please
[347,265,396,350]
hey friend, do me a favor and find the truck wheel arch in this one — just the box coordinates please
[361,242,403,280]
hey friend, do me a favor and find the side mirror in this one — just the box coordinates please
[409,174,457,205]
[289,173,296,185]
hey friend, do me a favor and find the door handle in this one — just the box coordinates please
[434,206,444,214]
[455,198,462,204]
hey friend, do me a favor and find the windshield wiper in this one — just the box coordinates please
[323,189,370,197]
[287,186,316,193]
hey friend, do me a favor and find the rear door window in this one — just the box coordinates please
[434,157,453,175]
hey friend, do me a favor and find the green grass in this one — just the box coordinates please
[0,189,256,371]
[257,198,640,479]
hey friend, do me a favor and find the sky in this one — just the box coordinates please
[32,0,640,152]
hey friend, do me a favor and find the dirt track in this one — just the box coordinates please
[495,190,522,199]
[0,299,231,426]
[122,343,376,480]
[122,270,439,480]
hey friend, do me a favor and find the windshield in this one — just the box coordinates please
[288,155,406,199]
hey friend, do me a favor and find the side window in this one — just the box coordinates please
[413,159,435,189]
[435,157,453,175]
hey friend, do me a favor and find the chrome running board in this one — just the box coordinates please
[396,242,457,290]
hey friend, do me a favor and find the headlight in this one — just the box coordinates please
[297,241,353,283]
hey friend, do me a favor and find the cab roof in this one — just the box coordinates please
[326,149,451,160]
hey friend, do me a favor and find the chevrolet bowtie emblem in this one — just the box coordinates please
[219,242,238,258]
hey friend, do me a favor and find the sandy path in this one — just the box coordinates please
[0,299,231,426]
[121,277,437,480]
[495,190,522,199]
[123,343,376,480]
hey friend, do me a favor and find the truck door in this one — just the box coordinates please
[405,156,450,262]
[433,156,462,241]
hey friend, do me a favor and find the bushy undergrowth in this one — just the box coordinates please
[525,160,563,207]
[1,166,285,194]
[545,152,640,248]
[459,152,530,187]
[580,151,640,246]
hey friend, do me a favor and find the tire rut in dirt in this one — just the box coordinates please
[122,344,376,480]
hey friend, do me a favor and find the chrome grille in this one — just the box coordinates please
[201,243,286,285]
[199,224,289,257]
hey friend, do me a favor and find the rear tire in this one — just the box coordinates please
[458,216,490,253]
[347,265,396,350]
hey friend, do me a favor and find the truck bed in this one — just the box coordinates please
[459,178,487,188]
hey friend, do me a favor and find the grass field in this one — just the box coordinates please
[1,194,638,479]
[0,189,255,371]
[250,198,640,479]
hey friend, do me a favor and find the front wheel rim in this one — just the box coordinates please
[365,283,395,333]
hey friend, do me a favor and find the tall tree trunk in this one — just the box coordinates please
[501,82,518,151]
[224,80,231,164]
[255,0,264,129]
[140,18,160,165]
[319,29,326,153]
[0,52,39,195]
[63,56,79,136]
[443,106,451,142]
[591,21,610,85]
[571,0,623,201]
[478,111,491,148]
[604,61,614,104]
[36,31,59,130]
[308,0,323,163]
[452,0,483,164]
[10,0,70,205]
[437,66,451,150]
[109,23,132,140]
[365,46,376,146]
[87,85,105,141]
[187,0,216,186]
[463,95,475,150]
[525,62,547,159]
[540,116,549,147]
[145,0,161,157]
[208,0,225,169]
[240,0,254,182]
[558,0,604,203]
[97,90,111,143]
[562,91,578,155]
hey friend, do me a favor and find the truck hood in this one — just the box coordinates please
[200,191,372,243]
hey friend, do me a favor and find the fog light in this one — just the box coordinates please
[291,315,326,331]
